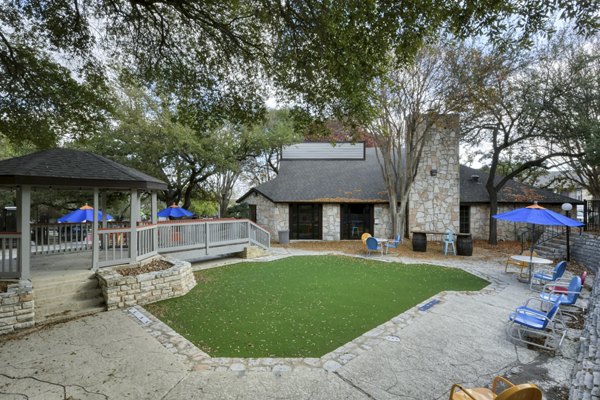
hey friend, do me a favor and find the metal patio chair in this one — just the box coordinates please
[506,296,566,351]
[540,275,583,317]
[443,229,456,255]
[449,376,542,400]
[385,234,401,253]
[530,260,567,289]
[365,236,383,257]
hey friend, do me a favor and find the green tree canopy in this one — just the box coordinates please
[2,1,599,147]
[540,35,600,200]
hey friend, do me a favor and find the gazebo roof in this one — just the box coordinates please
[0,148,168,190]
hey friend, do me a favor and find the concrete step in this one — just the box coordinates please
[36,297,106,319]
[34,287,104,304]
[32,272,97,289]
[36,306,106,326]
[33,279,100,297]
[32,271,106,324]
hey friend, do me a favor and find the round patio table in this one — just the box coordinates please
[375,238,388,254]
[510,255,553,284]
[510,255,553,265]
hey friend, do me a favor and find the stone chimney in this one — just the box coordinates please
[408,114,460,234]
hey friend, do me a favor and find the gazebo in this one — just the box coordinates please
[0,148,168,280]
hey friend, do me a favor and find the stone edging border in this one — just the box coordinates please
[126,252,506,374]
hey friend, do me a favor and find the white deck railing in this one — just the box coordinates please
[157,219,270,254]
[14,218,270,271]
[0,233,21,278]
[31,223,93,255]
[97,227,132,268]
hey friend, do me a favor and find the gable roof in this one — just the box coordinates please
[239,149,581,205]
[460,165,581,204]
[239,148,388,203]
[0,148,168,190]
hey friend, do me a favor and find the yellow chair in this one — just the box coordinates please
[449,376,542,400]
[505,250,538,276]
[361,233,372,245]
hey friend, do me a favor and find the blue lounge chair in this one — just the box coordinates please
[540,275,583,317]
[507,297,566,351]
[443,229,455,255]
[385,234,401,252]
[366,237,383,257]
[531,260,567,289]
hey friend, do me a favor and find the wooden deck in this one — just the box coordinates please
[1,219,271,278]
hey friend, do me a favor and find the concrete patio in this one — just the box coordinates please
[0,249,583,399]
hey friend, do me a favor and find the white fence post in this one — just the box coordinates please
[92,187,99,271]
[151,191,158,253]
[130,189,139,262]
[205,221,209,255]
[17,185,30,280]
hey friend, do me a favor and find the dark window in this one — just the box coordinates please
[459,206,470,234]
[289,204,322,240]
[249,205,257,223]
[340,204,374,240]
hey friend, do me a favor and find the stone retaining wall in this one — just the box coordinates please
[0,280,34,335]
[96,258,196,311]
[573,232,600,270]
[569,233,600,399]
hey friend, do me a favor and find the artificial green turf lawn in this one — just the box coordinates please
[146,255,488,358]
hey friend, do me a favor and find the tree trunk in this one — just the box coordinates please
[219,195,229,218]
[488,190,499,245]
[182,184,194,210]
[397,200,407,240]
[388,193,398,237]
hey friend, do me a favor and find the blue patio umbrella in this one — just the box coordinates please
[493,202,583,282]
[158,203,193,219]
[58,204,114,223]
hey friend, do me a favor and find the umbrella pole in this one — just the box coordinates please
[529,224,536,285]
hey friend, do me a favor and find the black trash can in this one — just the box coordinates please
[412,232,427,252]
[278,230,290,244]
[456,234,473,256]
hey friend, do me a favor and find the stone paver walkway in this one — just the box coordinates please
[0,249,584,399]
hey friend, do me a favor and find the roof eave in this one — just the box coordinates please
[0,176,168,191]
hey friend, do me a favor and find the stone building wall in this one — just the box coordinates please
[96,258,196,311]
[408,115,460,235]
[470,204,524,241]
[0,280,34,335]
[322,204,340,241]
[374,204,393,239]
[469,204,567,241]
[242,192,288,239]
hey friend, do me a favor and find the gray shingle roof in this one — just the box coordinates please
[460,165,581,204]
[240,148,388,203]
[239,149,581,205]
[0,148,167,190]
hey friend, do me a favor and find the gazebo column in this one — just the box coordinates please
[91,188,99,271]
[130,189,139,262]
[100,190,108,229]
[16,185,31,280]
[151,191,158,253]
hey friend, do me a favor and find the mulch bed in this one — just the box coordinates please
[546,385,569,400]
[118,258,173,276]
[272,239,521,261]
[567,260,591,277]
[566,311,586,330]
